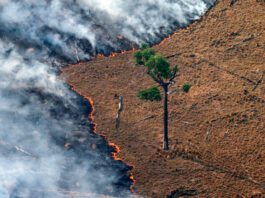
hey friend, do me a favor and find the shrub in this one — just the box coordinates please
[137,87,162,101]
[182,83,191,93]
[134,51,144,65]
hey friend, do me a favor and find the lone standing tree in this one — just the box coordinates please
[134,45,179,151]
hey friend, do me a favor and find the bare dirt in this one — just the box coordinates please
[62,0,265,197]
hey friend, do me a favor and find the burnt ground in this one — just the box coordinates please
[62,0,265,197]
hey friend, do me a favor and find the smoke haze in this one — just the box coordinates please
[0,0,215,61]
[0,0,215,197]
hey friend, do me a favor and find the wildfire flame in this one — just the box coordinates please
[108,142,121,161]
[110,52,117,57]
[63,81,137,192]
[95,47,136,59]
[129,174,136,193]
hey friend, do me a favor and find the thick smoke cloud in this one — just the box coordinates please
[0,0,215,197]
[0,40,133,197]
[0,0,215,62]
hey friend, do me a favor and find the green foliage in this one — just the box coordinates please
[141,43,149,50]
[137,87,162,101]
[142,48,155,62]
[134,51,144,65]
[134,46,178,86]
[182,83,191,93]
[146,55,171,79]
[134,45,155,65]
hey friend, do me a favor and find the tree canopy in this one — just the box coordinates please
[134,46,178,86]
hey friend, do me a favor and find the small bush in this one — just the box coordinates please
[182,83,191,93]
[134,51,144,65]
[137,87,162,101]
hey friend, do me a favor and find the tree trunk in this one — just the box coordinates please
[163,85,169,151]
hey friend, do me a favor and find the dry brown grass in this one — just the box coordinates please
[62,0,265,197]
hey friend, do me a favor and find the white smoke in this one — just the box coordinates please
[0,0,215,61]
[0,0,215,197]
[0,40,130,197]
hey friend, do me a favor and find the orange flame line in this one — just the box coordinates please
[65,82,136,192]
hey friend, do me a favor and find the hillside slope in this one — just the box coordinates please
[62,0,265,197]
